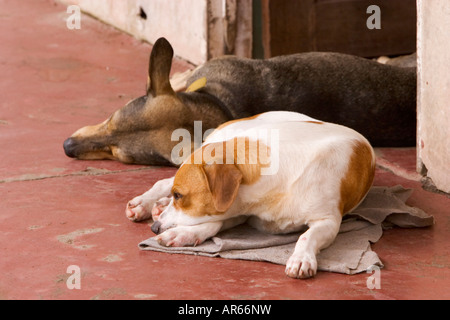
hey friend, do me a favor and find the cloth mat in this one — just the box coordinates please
[139,186,435,275]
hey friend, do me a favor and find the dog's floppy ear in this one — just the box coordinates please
[203,164,242,213]
[147,37,175,96]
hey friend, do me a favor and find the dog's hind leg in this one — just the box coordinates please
[285,214,342,279]
[126,177,175,222]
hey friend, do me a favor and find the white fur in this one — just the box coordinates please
[126,111,375,279]
[126,177,174,221]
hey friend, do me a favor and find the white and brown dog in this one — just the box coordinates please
[126,111,375,279]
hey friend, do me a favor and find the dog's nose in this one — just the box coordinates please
[63,138,77,158]
[151,221,162,234]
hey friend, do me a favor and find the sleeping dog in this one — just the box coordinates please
[125,111,376,278]
[63,37,416,166]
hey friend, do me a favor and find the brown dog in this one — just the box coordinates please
[63,37,416,166]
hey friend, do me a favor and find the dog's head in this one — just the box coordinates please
[63,38,226,166]
[150,137,269,234]
[151,161,243,235]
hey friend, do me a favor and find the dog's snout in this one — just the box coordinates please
[151,221,162,234]
[63,138,78,158]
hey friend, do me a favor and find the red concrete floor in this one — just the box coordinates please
[1,0,449,300]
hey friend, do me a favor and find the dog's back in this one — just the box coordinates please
[190,52,416,147]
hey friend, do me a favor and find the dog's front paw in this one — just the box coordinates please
[126,195,172,222]
[285,251,317,279]
[155,227,202,247]
[126,195,152,222]
[150,196,172,221]
[125,196,152,221]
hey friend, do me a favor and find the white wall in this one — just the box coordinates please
[61,0,252,65]
[63,0,208,65]
[417,0,450,193]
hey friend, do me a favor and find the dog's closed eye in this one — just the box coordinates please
[173,192,183,200]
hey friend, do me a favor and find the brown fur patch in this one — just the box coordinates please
[77,150,115,161]
[304,121,324,124]
[173,135,272,216]
[71,119,108,138]
[214,114,260,132]
[339,141,375,215]
[172,163,242,216]
[203,164,243,212]
[172,164,217,217]
[233,137,270,185]
[186,137,271,185]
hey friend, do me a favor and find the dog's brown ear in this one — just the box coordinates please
[147,37,175,96]
[203,164,243,213]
